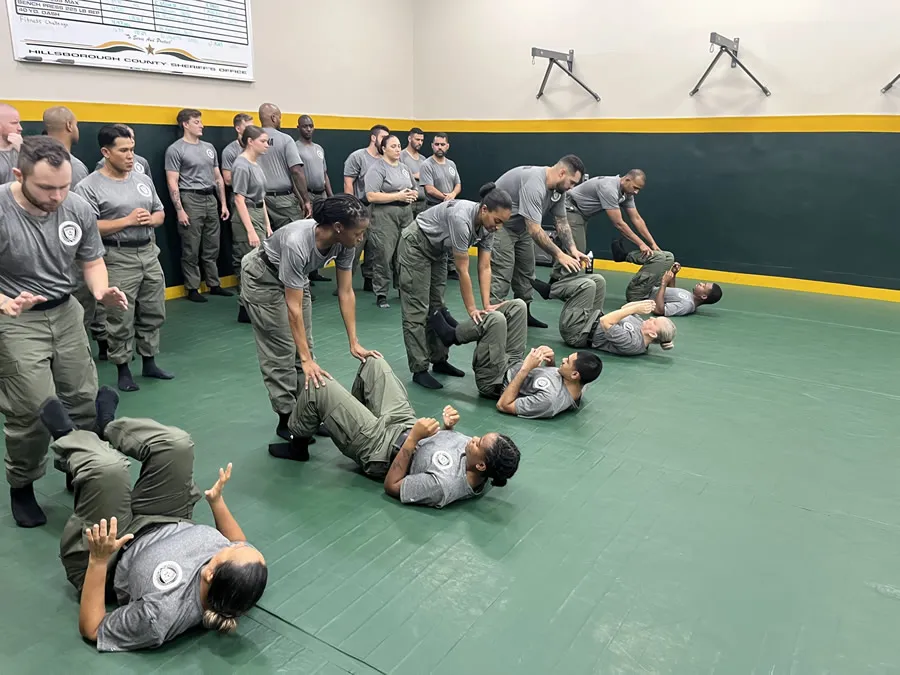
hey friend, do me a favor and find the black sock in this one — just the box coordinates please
[432,360,465,377]
[38,398,76,440]
[530,277,552,300]
[527,308,548,329]
[95,386,119,439]
[10,485,46,528]
[237,306,251,324]
[611,238,628,263]
[427,310,458,346]
[96,339,109,361]
[117,363,139,392]
[276,413,292,440]
[142,357,174,380]
[413,371,443,389]
[268,435,311,462]
[439,306,459,328]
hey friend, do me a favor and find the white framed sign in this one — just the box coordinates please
[6,0,254,81]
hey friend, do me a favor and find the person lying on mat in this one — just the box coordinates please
[39,387,267,651]
[270,356,521,508]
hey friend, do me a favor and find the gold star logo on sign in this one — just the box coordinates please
[147,45,155,54]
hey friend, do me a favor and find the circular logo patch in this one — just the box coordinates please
[534,376,551,390]
[550,191,562,202]
[432,450,453,470]
[449,167,456,176]
[152,561,184,591]
[316,148,324,159]
[134,163,145,174]
[58,220,82,247]
[137,182,152,198]
[401,166,410,176]
[206,148,215,160]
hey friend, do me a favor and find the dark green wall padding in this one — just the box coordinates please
[23,121,900,291]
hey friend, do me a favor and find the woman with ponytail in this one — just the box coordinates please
[240,194,382,443]
[231,125,273,323]
[383,405,520,509]
[397,182,513,389]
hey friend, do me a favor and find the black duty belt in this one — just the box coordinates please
[181,187,215,195]
[266,190,293,197]
[588,313,603,338]
[30,294,71,311]
[103,238,151,248]
[247,200,264,209]
[257,247,279,277]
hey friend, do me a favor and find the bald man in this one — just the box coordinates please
[0,104,23,185]
[43,106,88,187]
[258,103,311,229]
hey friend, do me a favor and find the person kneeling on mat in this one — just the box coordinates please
[495,345,602,419]
[271,357,521,509]
[612,239,722,317]
[39,387,267,651]
[532,273,676,356]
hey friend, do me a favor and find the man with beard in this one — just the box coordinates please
[295,115,333,283]
[420,133,462,278]
[0,136,127,527]
[221,113,254,188]
[491,156,589,328]
[0,103,23,185]
[76,124,172,393]
[342,124,390,292]
[400,127,426,217]
[257,102,311,228]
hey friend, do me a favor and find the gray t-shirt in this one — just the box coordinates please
[164,139,218,190]
[295,141,328,192]
[221,139,242,174]
[70,155,89,187]
[503,364,578,419]
[364,159,414,196]
[0,184,104,298]
[0,148,19,184]
[74,171,163,243]
[420,157,460,205]
[258,127,303,192]
[96,522,229,652]
[591,314,647,355]
[400,149,425,200]
[567,176,635,218]
[416,200,494,254]
[399,431,486,509]
[495,165,565,234]
[262,219,355,290]
[343,148,381,200]
[230,155,266,204]
[650,286,696,317]
[96,154,153,179]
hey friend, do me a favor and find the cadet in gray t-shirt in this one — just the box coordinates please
[96,154,152,178]
[0,147,18,184]
[385,412,521,509]
[490,159,585,319]
[296,115,331,200]
[221,139,242,183]
[589,301,676,356]
[420,155,461,205]
[400,131,426,216]
[70,155,89,187]
[497,346,602,420]
[0,105,22,184]
[257,123,309,229]
[43,405,268,652]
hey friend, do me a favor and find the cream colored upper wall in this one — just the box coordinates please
[413,0,900,120]
[0,0,415,120]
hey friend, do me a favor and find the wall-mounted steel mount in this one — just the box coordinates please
[689,33,771,97]
[531,47,601,102]
[881,74,900,93]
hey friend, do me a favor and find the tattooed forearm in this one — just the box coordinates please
[526,220,563,257]
[554,216,575,252]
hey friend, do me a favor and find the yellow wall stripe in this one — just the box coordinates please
[8,100,900,134]
[164,257,899,304]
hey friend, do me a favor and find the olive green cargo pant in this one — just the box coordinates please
[241,248,314,415]
[54,417,201,590]
[0,297,98,487]
[289,357,416,478]
[490,227,535,305]
[104,243,166,365]
[369,203,413,297]
[180,191,222,291]
[451,299,528,397]
[73,282,108,343]
[265,193,303,231]
[397,224,450,374]
[232,205,267,308]
[549,271,607,348]
[625,250,675,302]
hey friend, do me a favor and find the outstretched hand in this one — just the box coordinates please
[1,291,48,317]
[205,462,233,503]
[96,287,128,310]
[86,517,133,563]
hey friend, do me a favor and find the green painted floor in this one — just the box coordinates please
[1,264,899,674]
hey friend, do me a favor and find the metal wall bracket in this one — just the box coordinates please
[690,32,771,97]
[881,73,900,93]
[531,47,601,102]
